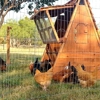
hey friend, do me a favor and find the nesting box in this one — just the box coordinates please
[31,0,100,79]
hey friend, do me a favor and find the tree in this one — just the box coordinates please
[0,0,58,29]
[18,17,42,46]
[0,17,42,46]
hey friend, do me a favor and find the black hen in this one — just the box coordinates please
[32,58,52,75]
[65,62,85,84]
[0,57,6,72]
[33,58,41,75]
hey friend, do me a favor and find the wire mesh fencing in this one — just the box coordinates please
[0,0,100,100]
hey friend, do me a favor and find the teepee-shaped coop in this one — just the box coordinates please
[31,0,100,79]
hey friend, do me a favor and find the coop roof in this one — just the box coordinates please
[30,0,76,19]
[30,0,98,30]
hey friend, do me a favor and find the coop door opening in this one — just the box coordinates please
[50,8,73,38]
[74,23,88,44]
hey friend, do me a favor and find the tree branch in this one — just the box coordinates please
[2,5,15,17]
[0,0,9,16]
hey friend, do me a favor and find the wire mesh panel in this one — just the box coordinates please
[0,0,100,100]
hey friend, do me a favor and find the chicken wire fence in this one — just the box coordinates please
[1,0,100,100]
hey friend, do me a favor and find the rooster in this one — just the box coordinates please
[34,67,53,91]
[74,64,98,87]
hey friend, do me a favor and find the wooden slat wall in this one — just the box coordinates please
[40,0,100,79]
[52,4,100,79]
[41,43,61,65]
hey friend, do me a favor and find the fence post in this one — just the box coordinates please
[6,26,12,64]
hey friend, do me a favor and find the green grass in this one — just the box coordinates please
[0,52,100,100]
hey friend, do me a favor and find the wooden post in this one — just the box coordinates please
[6,26,11,64]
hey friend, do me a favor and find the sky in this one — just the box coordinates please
[4,0,100,26]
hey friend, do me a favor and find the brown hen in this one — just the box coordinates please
[75,64,98,87]
[34,67,53,91]
[53,66,73,82]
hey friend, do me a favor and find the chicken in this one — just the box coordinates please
[74,64,98,87]
[53,62,85,83]
[29,62,34,75]
[67,64,85,84]
[53,65,73,82]
[29,58,51,75]
[0,57,6,72]
[34,67,53,91]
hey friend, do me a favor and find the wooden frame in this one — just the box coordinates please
[31,0,100,79]
[34,10,60,43]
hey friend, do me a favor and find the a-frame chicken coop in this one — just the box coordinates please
[31,0,100,79]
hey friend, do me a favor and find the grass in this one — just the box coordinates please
[0,47,100,100]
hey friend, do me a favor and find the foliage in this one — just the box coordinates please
[0,37,4,44]
[18,17,35,38]
[0,0,58,29]
[0,18,42,46]
[0,0,58,14]
[35,0,58,9]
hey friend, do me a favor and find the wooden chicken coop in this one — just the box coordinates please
[31,0,100,79]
